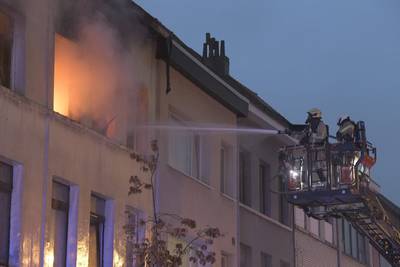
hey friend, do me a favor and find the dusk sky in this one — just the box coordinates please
[135,0,400,204]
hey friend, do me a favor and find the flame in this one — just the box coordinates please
[53,34,75,116]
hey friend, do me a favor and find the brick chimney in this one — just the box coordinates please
[202,33,230,76]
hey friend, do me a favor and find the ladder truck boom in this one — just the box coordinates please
[280,121,400,266]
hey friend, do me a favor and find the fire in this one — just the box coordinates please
[52,19,149,146]
[53,34,74,116]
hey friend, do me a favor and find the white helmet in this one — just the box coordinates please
[307,108,322,119]
[337,115,350,125]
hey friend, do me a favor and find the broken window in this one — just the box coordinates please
[0,10,13,89]
[0,161,12,265]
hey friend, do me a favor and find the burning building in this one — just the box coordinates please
[0,0,393,266]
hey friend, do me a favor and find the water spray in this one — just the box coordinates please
[137,124,288,135]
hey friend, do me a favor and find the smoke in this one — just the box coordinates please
[54,0,150,147]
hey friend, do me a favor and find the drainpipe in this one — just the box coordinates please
[235,141,240,266]
[292,206,297,267]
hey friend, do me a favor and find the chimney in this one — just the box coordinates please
[202,33,230,76]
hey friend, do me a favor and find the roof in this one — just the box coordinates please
[127,0,293,126]
[378,194,400,220]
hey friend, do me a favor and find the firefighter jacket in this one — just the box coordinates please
[337,120,356,142]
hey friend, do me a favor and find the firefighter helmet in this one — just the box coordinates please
[337,115,350,125]
[307,108,322,119]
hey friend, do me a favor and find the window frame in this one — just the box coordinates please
[89,195,106,267]
[260,252,272,267]
[220,145,226,194]
[279,176,289,225]
[259,161,271,216]
[219,142,234,196]
[0,7,24,93]
[168,111,204,180]
[240,243,252,267]
[125,206,146,267]
[221,252,230,267]
[239,150,251,206]
[50,180,70,267]
[341,219,368,263]
[0,161,12,266]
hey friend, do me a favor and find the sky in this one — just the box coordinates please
[135,0,400,204]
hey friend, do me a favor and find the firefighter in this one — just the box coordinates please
[300,108,328,145]
[300,108,328,185]
[336,115,357,145]
[335,115,357,184]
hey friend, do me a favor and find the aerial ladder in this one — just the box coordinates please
[280,121,400,266]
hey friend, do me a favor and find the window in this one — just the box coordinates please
[125,207,145,267]
[89,195,106,267]
[259,162,271,215]
[0,11,12,89]
[294,206,305,228]
[309,217,319,237]
[220,143,233,196]
[239,151,251,206]
[168,113,201,179]
[49,181,69,267]
[357,230,367,263]
[342,219,368,263]
[221,252,230,267]
[261,252,272,267]
[0,162,12,265]
[279,177,289,225]
[240,243,251,267]
[350,225,358,259]
[324,221,333,244]
[220,145,226,193]
[380,254,392,267]
[342,219,351,255]
[280,260,290,267]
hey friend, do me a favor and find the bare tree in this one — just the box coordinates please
[126,140,222,266]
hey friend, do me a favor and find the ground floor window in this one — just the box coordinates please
[49,181,70,267]
[240,243,252,267]
[89,195,106,267]
[261,252,272,267]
